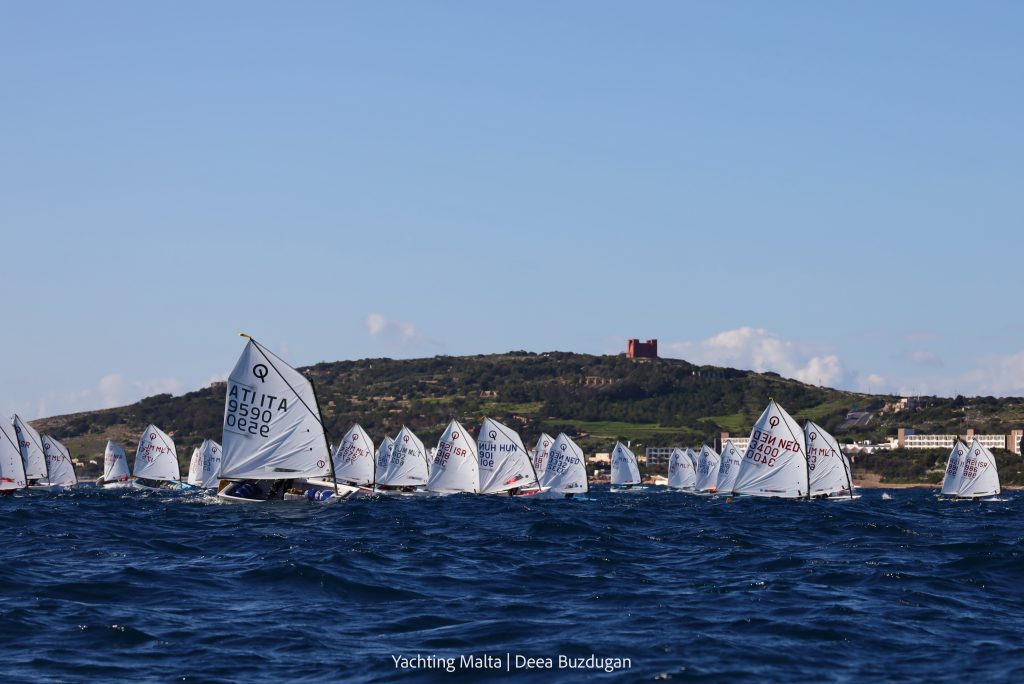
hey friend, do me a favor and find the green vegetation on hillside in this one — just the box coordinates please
[29,351,1024,484]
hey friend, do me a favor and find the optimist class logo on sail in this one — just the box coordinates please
[224,363,289,439]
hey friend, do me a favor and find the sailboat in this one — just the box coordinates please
[732,400,809,498]
[376,427,429,494]
[0,420,27,494]
[426,420,479,495]
[940,441,968,497]
[186,440,222,489]
[538,433,589,498]
[715,440,743,493]
[133,424,189,490]
[477,417,543,496]
[531,434,554,479]
[217,335,358,503]
[804,422,855,499]
[38,435,78,491]
[610,442,644,492]
[685,447,700,470]
[951,439,1001,499]
[666,447,696,491]
[96,441,131,487]
[694,444,722,494]
[331,424,375,491]
[13,415,48,487]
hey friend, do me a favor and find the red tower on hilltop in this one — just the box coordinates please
[627,339,658,359]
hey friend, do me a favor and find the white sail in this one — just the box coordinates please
[13,415,47,480]
[610,442,641,486]
[40,435,77,487]
[0,420,26,490]
[941,441,967,496]
[544,433,588,494]
[715,440,743,492]
[103,441,130,482]
[532,434,554,485]
[187,447,203,485]
[695,444,722,493]
[427,420,479,494]
[133,424,180,481]
[186,440,222,488]
[379,427,428,487]
[804,421,853,497]
[220,337,331,480]
[732,400,809,498]
[956,439,1000,498]
[478,417,539,494]
[667,448,696,489]
[375,435,395,482]
[685,448,699,470]
[333,424,375,486]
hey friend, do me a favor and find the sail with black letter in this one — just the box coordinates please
[941,441,968,496]
[427,420,479,494]
[685,448,699,470]
[219,337,331,480]
[695,444,722,493]
[332,424,375,486]
[478,417,539,494]
[610,442,641,486]
[732,400,809,498]
[186,440,221,488]
[101,441,130,484]
[544,433,588,495]
[0,420,26,491]
[13,415,47,481]
[667,448,696,490]
[956,439,1000,499]
[532,434,554,485]
[133,425,180,482]
[378,427,428,488]
[715,440,743,493]
[39,435,77,488]
[804,422,854,498]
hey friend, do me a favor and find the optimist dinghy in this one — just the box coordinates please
[36,435,78,492]
[216,335,357,503]
[947,439,1001,500]
[478,417,544,496]
[132,425,191,491]
[694,444,721,494]
[610,442,645,492]
[666,448,696,492]
[375,427,429,494]
[536,433,589,499]
[186,440,222,490]
[805,422,856,500]
[0,420,27,494]
[13,415,49,489]
[96,441,131,487]
[731,400,809,499]
[426,420,480,495]
[715,440,743,493]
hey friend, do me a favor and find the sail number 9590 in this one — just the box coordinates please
[225,399,271,437]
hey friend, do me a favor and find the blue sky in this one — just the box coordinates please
[2,1,1022,418]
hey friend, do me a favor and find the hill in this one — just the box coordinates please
[29,351,1024,484]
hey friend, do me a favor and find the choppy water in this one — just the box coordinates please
[1,487,1021,682]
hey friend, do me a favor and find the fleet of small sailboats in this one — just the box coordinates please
[2,337,1004,505]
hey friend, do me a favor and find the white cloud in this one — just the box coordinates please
[364,312,426,346]
[665,327,847,387]
[6,374,186,420]
[894,350,944,367]
[958,351,1024,396]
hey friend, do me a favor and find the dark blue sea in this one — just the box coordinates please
[2,487,1022,682]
